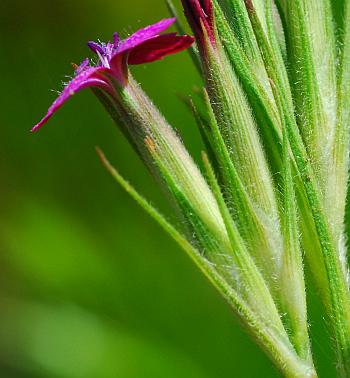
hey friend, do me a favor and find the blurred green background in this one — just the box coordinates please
[0,1,335,377]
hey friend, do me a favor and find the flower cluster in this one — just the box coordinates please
[33,2,350,377]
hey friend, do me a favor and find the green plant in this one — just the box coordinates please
[34,1,350,376]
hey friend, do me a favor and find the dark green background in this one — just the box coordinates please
[0,1,335,377]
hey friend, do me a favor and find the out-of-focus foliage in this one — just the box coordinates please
[0,0,334,377]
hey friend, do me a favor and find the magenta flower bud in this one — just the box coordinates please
[181,0,214,47]
[32,18,194,132]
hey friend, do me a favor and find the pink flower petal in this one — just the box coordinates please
[32,66,110,132]
[109,53,129,86]
[128,33,195,65]
[117,18,176,54]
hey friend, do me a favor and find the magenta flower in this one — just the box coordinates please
[181,0,214,45]
[32,18,194,132]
